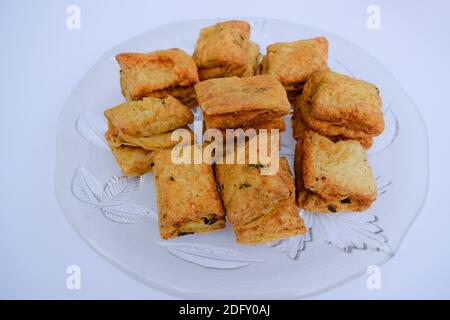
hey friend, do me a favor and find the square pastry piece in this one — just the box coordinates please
[152,147,225,239]
[195,75,290,130]
[291,104,373,149]
[216,158,307,245]
[193,20,260,80]
[116,49,199,107]
[104,96,194,176]
[295,130,377,213]
[262,37,328,102]
[300,70,384,139]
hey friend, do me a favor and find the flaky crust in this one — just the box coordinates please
[252,117,286,131]
[216,162,291,227]
[106,125,193,151]
[116,49,199,100]
[301,71,384,138]
[292,99,373,149]
[193,20,250,80]
[302,131,377,202]
[216,158,307,244]
[216,117,286,137]
[104,96,193,137]
[108,144,154,176]
[294,135,372,213]
[241,41,261,77]
[262,37,329,85]
[196,75,290,115]
[204,110,284,130]
[142,85,198,108]
[152,147,225,240]
[295,130,377,213]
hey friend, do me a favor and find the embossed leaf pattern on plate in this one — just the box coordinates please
[158,242,264,269]
[72,167,154,223]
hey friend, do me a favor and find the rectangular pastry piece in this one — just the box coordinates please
[195,75,290,130]
[216,157,307,244]
[292,100,372,149]
[104,96,193,140]
[116,48,199,107]
[300,70,384,139]
[295,130,377,213]
[193,20,260,80]
[262,37,329,102]
[104,96,194,176]
[152,147,225,239]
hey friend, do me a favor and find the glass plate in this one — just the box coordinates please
[55,18,428,298]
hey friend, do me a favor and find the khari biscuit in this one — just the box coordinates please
[262,37,328,100]
[295,130,377,213]
[193,20,260,80]
[152,146,225,239]
[292,100,373,149]
[108,144,154,176]
[300,71,384,139]
[104,96,194,176]
[196,75,290,129]
[216,158,307,244]
[116,49,199,106]
[104,96,193,137]
[106,125,193,151]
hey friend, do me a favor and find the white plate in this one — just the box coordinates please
[55,18,428,299]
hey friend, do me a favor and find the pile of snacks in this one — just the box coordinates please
[103,20,384,244]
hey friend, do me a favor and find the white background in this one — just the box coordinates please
[1,0,449,299]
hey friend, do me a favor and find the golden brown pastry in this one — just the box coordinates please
[295,130,377,213]
[104,96,193,138]
[116,49,199,107]
[241,41,261,77]
[106,125,194,151]
[292,101,373,149]
[195,75,290,130]
[152,146,225,239]
[262,37,329,101]
[300,70,384,139]
[216,157,307,244]
[193,20,260,80]
[104,96,194,176]
[108,145,154,176]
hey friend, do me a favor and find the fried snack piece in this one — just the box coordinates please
[116,49,199,105]
[216,158,307,244]
[108,144,154,176]
[152,146,225,239]
[193,20,260,80]
[104,96,194,137]
[241,41,261,77]
[300,71,384,139]
[295,130,377,213]
[104,96,194,176]
[196,75,290,129]
[262,37,328,99]
[292,100,372,149]
[106,125,193,151]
